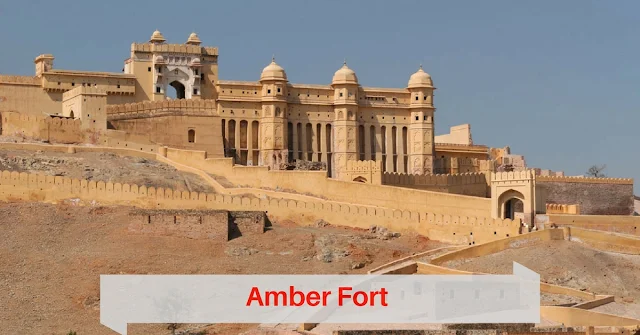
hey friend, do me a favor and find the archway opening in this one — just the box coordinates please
[498,189,525,220]
[504,198,524,220]
[69,110,75,118]
[353,176,367,183]
[188,129,196,143]
[168,81,186,99]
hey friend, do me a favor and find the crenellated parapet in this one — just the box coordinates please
[537,175,633,185]
[0,75,40,86]
[131,43,218,56]
[106,99,217,120]
[383,171,487,186]
[491,170,536,183]
[546,203,580,215]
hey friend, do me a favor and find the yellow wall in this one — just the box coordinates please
[540,306,640,327]
[164,147,495,218]
[0,76,62,115]
[382,171,489,197]
[550,215,640,236]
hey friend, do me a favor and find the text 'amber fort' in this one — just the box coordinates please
[1,30,639,335]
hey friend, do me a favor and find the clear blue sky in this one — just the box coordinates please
[1,1,638,190]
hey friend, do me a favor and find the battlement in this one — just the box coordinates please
[536,175,633,185]
[62,86,108,100]
[106,99,217,120]
[383,172,487,186]
[131,43,218,56]
[0,168,519,245]
[490,170,536,182]
[0,75,40,86]
[546,203,581,215]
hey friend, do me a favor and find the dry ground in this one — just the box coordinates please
[0,201,445,335]
[443,240,640,310]
[0,149,214,193]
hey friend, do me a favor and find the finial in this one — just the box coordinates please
[419,63,423,70]
[343,58,347,66]
[272,54,275,63]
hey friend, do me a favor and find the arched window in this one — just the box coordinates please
[69,110,75,118]
[188,129,196,143]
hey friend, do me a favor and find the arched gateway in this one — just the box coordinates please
[490,170,546,228]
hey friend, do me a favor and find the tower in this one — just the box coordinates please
[259,57,288,169]
[407,65,436,174]
[34,54,54,77]
[331,61,359,179]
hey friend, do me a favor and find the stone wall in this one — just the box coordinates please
[537,177,634,215]
[382,171,489,197]
[1,111,87,144]
[128,209,265,241]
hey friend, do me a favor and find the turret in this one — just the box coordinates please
[34,54,54,77]
[331,61,359,178]
[259,57,288,168]
[407,65,436,174]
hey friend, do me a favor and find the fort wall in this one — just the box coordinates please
[539,306,640,327]
[0,167,518,245]
[382,171,489,197]
[564,227,640,254]
[127,209,265,241]
[537,176,634,215]
[549,214,640,236]
[163,147,495,218]
[0,75,62,115]
[1,111,86,143]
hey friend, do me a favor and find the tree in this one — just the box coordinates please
[586,164,606,178]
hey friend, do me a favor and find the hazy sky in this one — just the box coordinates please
[1,1,638,190]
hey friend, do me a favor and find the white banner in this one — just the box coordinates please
[100,262,540,335]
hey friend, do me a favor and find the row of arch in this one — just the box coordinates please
[221,119,260,165]
[221,119,413,174]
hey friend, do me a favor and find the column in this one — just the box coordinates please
[364,124,371,161]
[385,126,393,172]
[320,123,327,163]
[301,123,308,161]
[311,123,318,162]
[235,119,241,161]
[374,126,382,162]
[292,122,298,161]
[398,127,405,173]
[224,120,230,150]
[247,121,253,166]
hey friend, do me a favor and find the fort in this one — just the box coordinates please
[0,31,638,335]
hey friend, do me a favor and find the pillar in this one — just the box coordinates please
[292,122,298,161]
[320,122,327,163]
[247,121,254,166]
[398,127,405,173]
[364,124,371,161]
[234,119,241,162]
[385,126,393,172]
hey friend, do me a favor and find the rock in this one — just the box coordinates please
[351,262,365,270]
[302,256,312,262]
[225,246,259,257]
[313,219,330,228]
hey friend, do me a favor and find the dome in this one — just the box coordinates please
[260,57,287,81]
[154,55,166,64]
[186,32,201,46]
[149,30,166,43]
[191,57,201,67]
[407,65,433,88]
[332,61,358,85]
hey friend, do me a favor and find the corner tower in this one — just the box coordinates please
[407,65,436,174]
[259,57,289,169]
[331,61,359,179]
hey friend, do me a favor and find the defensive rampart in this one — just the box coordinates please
[537,176,634,215]
[549,215,640,237]
[163,147,494,218]
[1,112,86,143]
[106,99,217,120]
[0,142,519,244]
[128,209,265,241]
[382,171,489,197]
